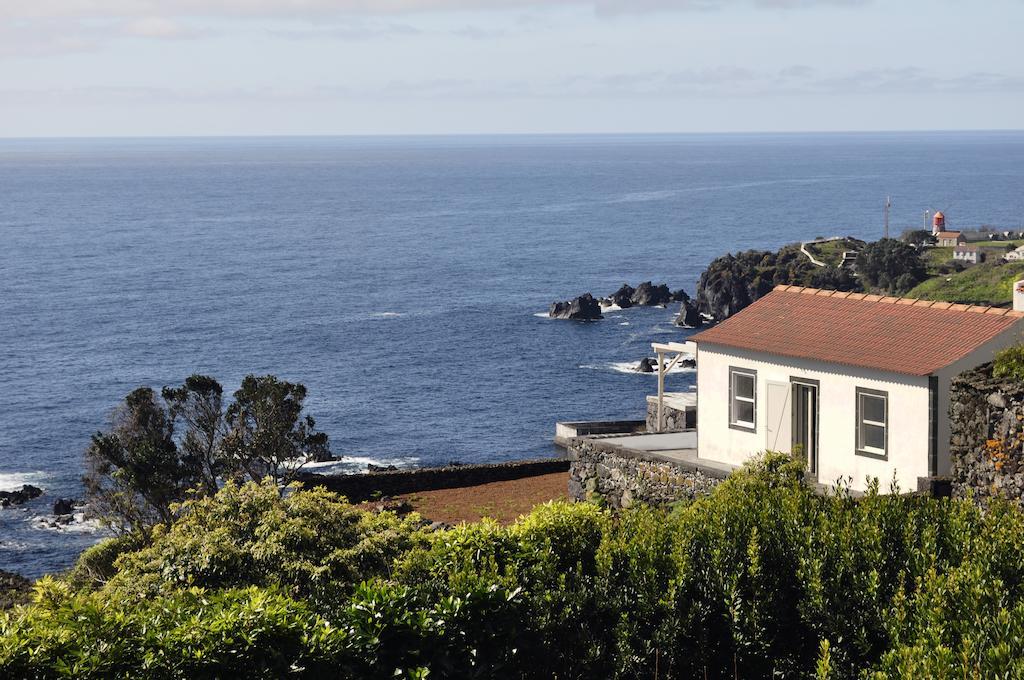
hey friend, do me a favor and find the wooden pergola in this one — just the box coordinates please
[651,341,697,433]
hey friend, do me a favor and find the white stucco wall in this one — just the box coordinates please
[696,345,931,493]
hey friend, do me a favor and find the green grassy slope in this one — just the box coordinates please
[907,260,1024,305]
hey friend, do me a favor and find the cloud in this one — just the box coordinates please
[0,0,872,22]
[6,65,1020,107]
[0,0,876,58]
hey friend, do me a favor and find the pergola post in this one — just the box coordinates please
[650,341,698,435]
[657,350,665,433]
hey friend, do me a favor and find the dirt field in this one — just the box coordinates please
[384,472,569,525]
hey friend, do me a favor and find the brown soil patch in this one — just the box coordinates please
[384,472,569,525]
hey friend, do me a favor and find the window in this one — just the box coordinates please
[729,367,757,432]
[856,388,888,458]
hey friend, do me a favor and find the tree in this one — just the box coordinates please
[855,238,928,295]
[221,375,332,487]
[900,229,937,247]
[162,375,225,497]
[84,387,198,532]
[85,374,332,530]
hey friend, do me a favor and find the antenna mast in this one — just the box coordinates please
[884,196,891,239]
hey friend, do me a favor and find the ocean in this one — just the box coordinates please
[2,131,1024,577]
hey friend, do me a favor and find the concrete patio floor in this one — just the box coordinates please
[590,431,737,476]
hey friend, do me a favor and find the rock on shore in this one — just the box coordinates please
[0,484,43,508]
[549,293,603,320]
[673,299,703,328]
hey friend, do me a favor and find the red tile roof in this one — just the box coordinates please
[690,286,1024,376]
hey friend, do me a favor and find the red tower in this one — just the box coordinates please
[932,211,946,233]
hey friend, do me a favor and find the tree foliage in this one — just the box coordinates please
[84,387,198,531]
[696,244,862,320]
[899,229,937,247]
[85,374,332,532]
[855,238,928,294]
[222,375,332,486]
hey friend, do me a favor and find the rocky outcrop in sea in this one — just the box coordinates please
[549,293,603,320]
[0,484,43,508]
[674,299,703,328]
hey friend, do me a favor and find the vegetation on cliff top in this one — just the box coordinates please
[907,259,1024,306]
[696,236,934,320]
[696,234,1024,320]
[695,242,861,319]
[6,457,1024,678]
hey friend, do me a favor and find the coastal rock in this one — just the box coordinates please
[673,299,703,328]
[367,463,398,473]
[0,484,43,508]
[607,284,635,308]
[630,281,673,307]
[52,498,77,516]
[638,357,656,373]
[0,569,32,610]
[549,293,603,320]
[671,289,690,302]
[369,499,414,516]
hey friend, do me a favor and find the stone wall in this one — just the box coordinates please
[950,362,1024,501]
[645,401,694,433]
[297,458,569,503]
[567,437,725,509]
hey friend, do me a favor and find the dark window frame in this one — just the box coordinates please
[855,387,889,460]
[728,366,758,433]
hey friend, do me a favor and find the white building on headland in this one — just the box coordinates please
[687,286,1024,492]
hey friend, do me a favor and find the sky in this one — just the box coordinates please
[1,0,1022,137]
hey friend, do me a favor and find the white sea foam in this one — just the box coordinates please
[600,303,622,311]
[533,312,553,318]
[0,471,48,492]
[619,322,630,326]
[370,312,402,319]
[581,358,695,376]
[33,513,105,534]
[303,455,420,476]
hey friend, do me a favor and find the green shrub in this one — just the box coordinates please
[994,344,1024,381]
[9,456,1024,678]
[103,479,430,608]
[65,533,149,590]
[0,583,333,679]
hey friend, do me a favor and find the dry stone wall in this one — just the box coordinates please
[950,362,1024,502]
[567,437,725,509]
[645,401,693,433]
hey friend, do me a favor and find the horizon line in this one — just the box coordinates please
[3,128,1024,142]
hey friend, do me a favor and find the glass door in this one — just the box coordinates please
[791,381,818,478]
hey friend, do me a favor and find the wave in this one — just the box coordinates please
[580,359,695,376]
[33,513,105,534]
[303,454,420,476]
[533,312,553,318]
[369,312,403,319]
[0,471,48,492]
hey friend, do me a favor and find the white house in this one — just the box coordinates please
[687,285,1024,492]
[952,244,1000,264]
[1004,245,1024,262]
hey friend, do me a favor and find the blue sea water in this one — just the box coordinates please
[2,131,1024,577]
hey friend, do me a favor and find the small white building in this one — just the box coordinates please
[952,244,999,264]
[1004,245,1024,262]
[935,231,966,247]
[687,286,1024,492]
